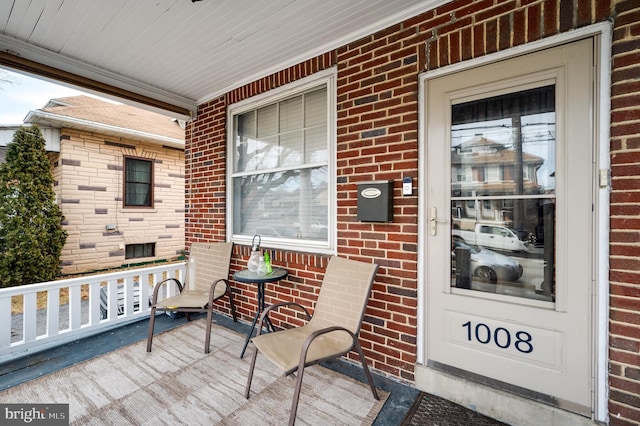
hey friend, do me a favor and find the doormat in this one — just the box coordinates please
[400,392,508,426]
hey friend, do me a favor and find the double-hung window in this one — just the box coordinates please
[124,157,153,207]
[228,71,335,251]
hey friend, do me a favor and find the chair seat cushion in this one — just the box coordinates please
[252,324,353,373]
[155,287,226,309]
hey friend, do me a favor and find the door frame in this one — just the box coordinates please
[416,22,611,423]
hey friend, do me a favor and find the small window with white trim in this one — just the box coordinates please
[228,72,335,251]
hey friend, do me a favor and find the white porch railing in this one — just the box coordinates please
[0,262,185,363]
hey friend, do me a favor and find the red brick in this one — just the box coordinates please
[610,244,640,257]
[526,2,542,42]
[513,9,526,45]
[456,0,495,19]
[438,15,474,35]
[613,51,640,69]
[427,39,438,69]
[542,0,558,36]
[610,336,640,352]
[486,18,498,53]
[473,23,485,57]
[499,13,511,50]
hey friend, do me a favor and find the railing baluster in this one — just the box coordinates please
[89,281,101,325]
[124,276,133,316]
[69,285,82,331]
[23,292,37,342]
[46,288,60,337]
[107,280,118,320]
[152,272,164,302]
[140,273,150,314]
[0,296,11,348]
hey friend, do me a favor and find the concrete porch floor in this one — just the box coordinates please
[0,312,506,425]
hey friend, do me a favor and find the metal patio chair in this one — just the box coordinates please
[146,241,237,354]
[244,256,379,426]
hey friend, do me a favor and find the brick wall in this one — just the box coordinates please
[56,130,185,274]
[186,0,640,423]
[184,98,226,244]
[608,1,640,425]
[335,16,423,381]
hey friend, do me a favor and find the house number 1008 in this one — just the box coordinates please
[462,321,533,353]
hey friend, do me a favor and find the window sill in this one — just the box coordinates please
[231,235,335,256]
[121,207,158,213]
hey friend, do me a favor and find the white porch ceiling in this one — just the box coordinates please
[0,0,445,118]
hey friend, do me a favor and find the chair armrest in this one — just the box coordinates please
[207,278,229,304]
[151,278,183,304]
[256,302,312,336]
[298,326,356,368]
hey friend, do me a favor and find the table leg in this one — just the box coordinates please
[240,282,272,358]
[240,310,260,358]
[257,282,276,332]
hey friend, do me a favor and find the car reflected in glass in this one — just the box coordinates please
[452,239,524,283]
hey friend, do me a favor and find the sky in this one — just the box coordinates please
[0,68,92,125]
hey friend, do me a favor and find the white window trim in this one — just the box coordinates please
[226,67,337,254]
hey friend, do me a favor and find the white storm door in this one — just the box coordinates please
[425,38,594,416]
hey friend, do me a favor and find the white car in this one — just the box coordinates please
[262,209,287,219]
[452,240,524,282]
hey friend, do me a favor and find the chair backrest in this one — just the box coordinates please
[186,242,234,292]
[310,256,378,335]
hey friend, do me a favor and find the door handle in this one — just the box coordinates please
[429,207,446,236]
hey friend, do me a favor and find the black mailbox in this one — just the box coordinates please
[357,180,394,222]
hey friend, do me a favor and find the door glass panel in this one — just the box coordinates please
[450,85,555,302]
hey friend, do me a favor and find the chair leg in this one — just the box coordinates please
[204,307,213,354]
[244,345,259,399]
[354,340,379,400]
[289,366,306,426]
[146,306,157,352]
[227,286,238,322]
